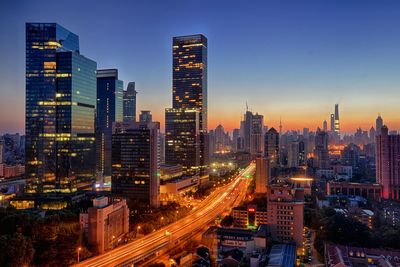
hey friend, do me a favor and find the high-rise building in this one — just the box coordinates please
[255,157,269,193]
[0,140,3,164]
[288,141,299,168]
[165,108,200,176]
[139,110,152,123]
[96,69,123,180]
[250,113,264,156]
[334,104,340,136]
[369,126,376,144]
[330,114,335,132]
[264,128,280,168]
[123,82,137,123]
[314,129,329,169]
[323,120,328,132]
[111,121,160,208]
[172,34,208,177]
[25,23,96,194]
[267,185,304,247]
[376,126,400,200]
[232,128,240,152]
[244,110,253,152]
[215,124,225,152]
[376,115,383,136]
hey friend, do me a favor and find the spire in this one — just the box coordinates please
[279,116,282,134]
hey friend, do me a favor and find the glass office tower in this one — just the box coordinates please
[165,108,200,176]
[172,34,208,177]
[25,23,96,194]
[96,69,123,180]
[123,82,137,123]
[112,121,160,208]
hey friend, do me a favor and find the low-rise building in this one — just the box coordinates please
[325,244,400,267]
[232,205,268,228]
[80,197,129,254]
[327,181,382,201]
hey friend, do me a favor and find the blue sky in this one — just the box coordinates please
[1,0,400,133]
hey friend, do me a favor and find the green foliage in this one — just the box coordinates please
[0,207,88,266]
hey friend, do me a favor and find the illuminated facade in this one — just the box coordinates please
[25,23,96,194]
[255,157,269,193]
[172,34,208,177]
[334,104,340,136]
[165,108,200,176]
[96,69,123,179]
[123,82,137,123]
[376,126,400,200]
[111,121,160,208]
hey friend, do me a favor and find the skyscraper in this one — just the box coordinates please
[330,114,335,132]
[323,120,328,132]
[314,129,329,169]
[376,115,383,136]
[25,23,96,194]
[334,104,340,136]
[288,141,300,168]
[250,113,264,156]
[123,82,137,123]
[264,128,280,168]
[0,140,3,164]
[172,34,208,177]
[111,121,160,208]
[139,110,153,123]
[255,157,269,193]
[376,126,400,200]
[96,69,123,180]
[215,124,225,152]
[165,108,200,176]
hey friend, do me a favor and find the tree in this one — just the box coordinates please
[0,233,34,267]
[220,215,234,227]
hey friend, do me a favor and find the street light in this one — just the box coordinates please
[77,247,82,263]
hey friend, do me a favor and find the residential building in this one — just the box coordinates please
[267,185,304,247]
[376,126,400,200]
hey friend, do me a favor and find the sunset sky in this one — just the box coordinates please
[1,0,400,134]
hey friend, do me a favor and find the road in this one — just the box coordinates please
[74,163,255,267]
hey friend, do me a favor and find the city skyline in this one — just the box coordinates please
[2,0,400,134]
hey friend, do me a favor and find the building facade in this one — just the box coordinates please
[80,197,129,254]
[267,185,304,247]
[264,128,280,168]
[165,108,200,176]
[375,126,400,200]
[111,121,160,208]
[26,23,97,195]
[255,157,269,193]
[172,34,208,178]
[96,69,123,180]
[123,82,137,123]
